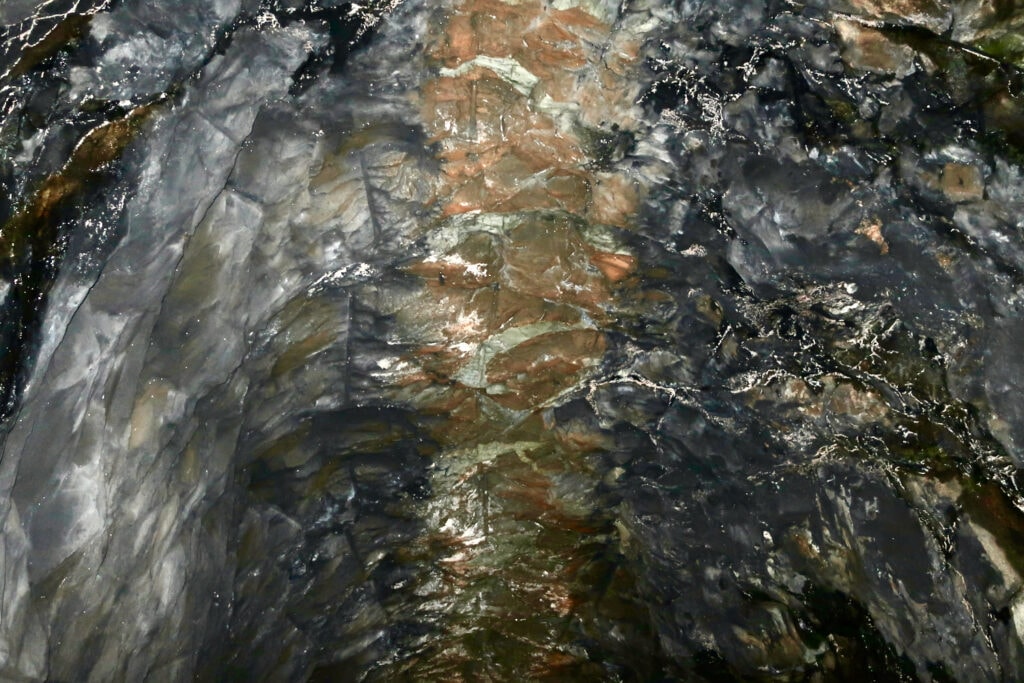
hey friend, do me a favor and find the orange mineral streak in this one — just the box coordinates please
[407,0,650,415]
[421,0,637,223]
[589,250,637,283]
[384,0,652,677]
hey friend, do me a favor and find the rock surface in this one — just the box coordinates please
[1,0,1024,681]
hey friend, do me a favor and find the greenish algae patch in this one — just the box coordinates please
[977,31,1024,68]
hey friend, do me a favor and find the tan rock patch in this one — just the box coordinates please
[856,218,889,254]
[834,18,917,77]
[941,162,984,203]
[844,0,949,31]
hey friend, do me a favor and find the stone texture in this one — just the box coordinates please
[2,0,1024,680]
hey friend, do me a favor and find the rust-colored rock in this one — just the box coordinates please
[485,329,606,409]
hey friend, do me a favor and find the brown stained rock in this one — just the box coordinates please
[849,0,942,14]
[834,18,917,77]
[406,231,502,288]
[437,13,477,65]
[523,17,588,69]
[424,74,587,165]
[551,417,614,454]
[444,175,542,216]
[431,0,536,66]
[984,90,1024,146]
[746,375,890,428]
[498,469,604,535]
[423,74,529,146]
[2,102,157,260]
[489,182,583,215]
[961,480,1024,579]
[440,152,543,216]
[527,69,583,106]
[823,378,890,424]
[439,397,489,443]
[511,128,588,172]
[420,0,643,224]
[941,162,985,203]
[6,12,92,80]
[521,10,624,107]
[588,250,636,282]
[400,345,469,390]
[397,1,646,557]
[548,6,606,41]
[438,292,583,353]
[429,0,610,87]
[396,277,592,394]
[485,329,605,409]
[747,377,823,418]
[531,10,584,46]
[606,36,643,71]
[479,287,585,330]
[485,152,539,190]
[435,146,503,182]
[502,217,612,310]
[439,181,486,217]
[462,169,590,216]
[686,296,720,332]
[420,75,481,143]
[472,7,532,60]
[405,255,493,288]
[464,0,540,27]
[587,172,640,227]
[519,32,590,102]
[260,297,346,381]
[415,381,487,433]
[935,247,956,271]
[403,286,487,343]
[538,170,591,209]
[574,74,644,130]
[435,132,588,206]
[728,607,813,677]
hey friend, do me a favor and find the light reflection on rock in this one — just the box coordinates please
[2,0,1024,680]
[362,1,660,675]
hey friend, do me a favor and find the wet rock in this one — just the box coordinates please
[832,0,952,33]
[3,0,1024,680]
[834,18,918,77]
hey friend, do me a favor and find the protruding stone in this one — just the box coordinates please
[834,19,917,77]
